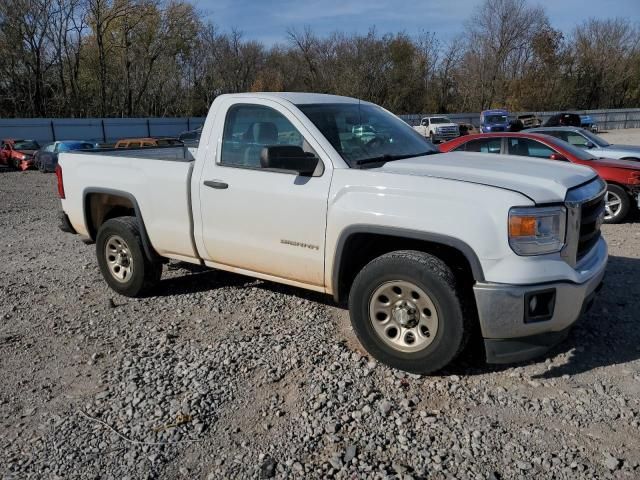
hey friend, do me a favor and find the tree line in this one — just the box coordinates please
[0,0,638,119]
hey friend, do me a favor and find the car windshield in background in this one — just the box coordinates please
[297,103,437,167]
[486,115,507,123]
[430,117,452,124]
[58,142,95,152]
[582,129,610,147]
[13,140,39,150]
[552,137,598,161]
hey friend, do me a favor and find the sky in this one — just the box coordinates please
[195,0,640,45]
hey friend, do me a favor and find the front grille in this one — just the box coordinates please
[491,126,505,132]
[437,126,459,135]
[577,193,605,261]
[564,178,607,266]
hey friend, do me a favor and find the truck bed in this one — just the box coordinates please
[86,145,195,162]
[59,149,199,263]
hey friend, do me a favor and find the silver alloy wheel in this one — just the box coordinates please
[604,190,622,220]
[369,280,439,353]
[105,235,133,283]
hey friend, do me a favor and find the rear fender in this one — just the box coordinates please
[83,187,160,262]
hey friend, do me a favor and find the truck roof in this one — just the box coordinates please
[218,92,364,105]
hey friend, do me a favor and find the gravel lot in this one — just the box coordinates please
[600,127,640,145]
[2,137,640,479]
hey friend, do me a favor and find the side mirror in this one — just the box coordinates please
[260,145,320,176]
[585,141,595,149]
[550,153,567,161]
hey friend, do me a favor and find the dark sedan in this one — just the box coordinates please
[34,140,97,172]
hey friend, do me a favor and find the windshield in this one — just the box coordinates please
[13,140,39,150]
[58,142,94,152]
[430,117,452,124]
[485,115,508,124]
[297,103,437,167]
[581,129,610,147]
[552,137,598,161]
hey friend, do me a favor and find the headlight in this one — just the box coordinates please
[508,206,566,255]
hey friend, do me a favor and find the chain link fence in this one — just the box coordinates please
[0,117,206,144]
[1,108,639,144]
[400,108,640,129]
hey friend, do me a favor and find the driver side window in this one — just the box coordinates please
[457,138,502,153]
[220,104,307,168]
[565,132,588,147]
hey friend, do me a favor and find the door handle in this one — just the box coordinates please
[204,180,229,189]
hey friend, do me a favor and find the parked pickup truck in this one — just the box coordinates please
[413,116,460,143]
[57,93,608,374]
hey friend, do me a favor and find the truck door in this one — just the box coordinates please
[197,98,332,289]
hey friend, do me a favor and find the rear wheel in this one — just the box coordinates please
[96,217,162,296]
[604,184,630,224]
[348,250,469,374]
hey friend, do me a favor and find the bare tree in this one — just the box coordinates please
[0,0,639,119]
[463,0,550,109]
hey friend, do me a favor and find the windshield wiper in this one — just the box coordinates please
[355,151,436,167]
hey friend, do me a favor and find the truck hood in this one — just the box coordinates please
[374,152,597,203]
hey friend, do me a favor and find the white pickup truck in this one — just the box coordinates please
[57,93,607,374]
[413,116,460,143]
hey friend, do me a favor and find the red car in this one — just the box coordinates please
[0,139,40,171]
[439,132,640,224]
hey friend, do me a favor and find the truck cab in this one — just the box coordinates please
[413,116,460,143]
[480,109,510,133]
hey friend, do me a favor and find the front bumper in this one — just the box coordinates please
[474,239,607,364]
[432,132,460,142]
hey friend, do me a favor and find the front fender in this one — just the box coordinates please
[324,169,534,294]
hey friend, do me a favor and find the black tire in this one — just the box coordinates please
[348,250,470,374]
[96,216,162,296]
[604,184,630,224]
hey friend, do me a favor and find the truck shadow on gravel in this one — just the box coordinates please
[156,256,640,379]
[529,254,640,378]
[155,262,336,306]
[446,255,640,378]
[153,263,250,296]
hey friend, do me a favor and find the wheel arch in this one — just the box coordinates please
[604,180,634,196]
[331,225,485,303]
[83,187,159,262]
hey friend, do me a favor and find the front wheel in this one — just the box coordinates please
[604,184,630,224]
[348,250,469,374]
[96,217,162,296]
